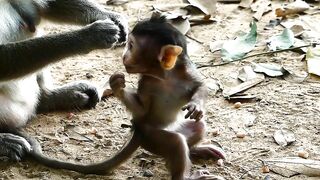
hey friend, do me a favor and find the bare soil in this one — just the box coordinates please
[0,0,319,179]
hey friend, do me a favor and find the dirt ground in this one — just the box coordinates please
[1,0,319,179]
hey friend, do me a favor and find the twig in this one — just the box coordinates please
[197,43,319,69]
[186,34,204,44]
[70,129,94,142]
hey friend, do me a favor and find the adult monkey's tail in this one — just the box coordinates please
[27,131,140,174]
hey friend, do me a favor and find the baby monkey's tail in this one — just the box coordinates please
[27,131,140,175]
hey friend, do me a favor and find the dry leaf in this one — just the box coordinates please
[152,11,190,35]
[169,16,190,35]
[251,0,272,21]
[273,129,296,147]
[281,16,320,43]
[306,46,320,77]
[276,0,310,17]
[252,63,289,77]
[290,25,305,37]
[204,79,221,95]
[238,66,263,82]
[183,0,217,16]
[264,157,320,177]
[223,75,264,97]
[152,4,189,15]
[209,40,225,53]
[283,62,308,83]
[305,7,320,15]
[239,0,254,9]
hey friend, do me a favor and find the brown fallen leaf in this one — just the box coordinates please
[290,24,305,37]
[276,0,310,17]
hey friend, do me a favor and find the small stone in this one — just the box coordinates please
[217,159,224,166]
[85,72,94,79]
[95,132,103,139]
[212,128,220,136]
[236,131,246,138]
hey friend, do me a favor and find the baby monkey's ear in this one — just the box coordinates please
[158,45,183,70]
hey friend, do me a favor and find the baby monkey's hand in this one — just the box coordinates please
[182,103,204,121]
[109,73,126,97]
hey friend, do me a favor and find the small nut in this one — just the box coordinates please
[261,165,270,173]
[234,102,241,109]
[298,150,309,159]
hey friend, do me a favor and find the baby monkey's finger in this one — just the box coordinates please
[184,105,195,119]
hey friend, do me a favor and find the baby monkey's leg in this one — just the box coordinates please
[174,120,226,160]
[137,125,190,180]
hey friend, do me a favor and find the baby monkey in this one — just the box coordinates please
[109,16,226,179]
[29,16,226,180]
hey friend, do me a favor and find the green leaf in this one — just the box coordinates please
[221,21,257,61]
[267,28,294,51]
